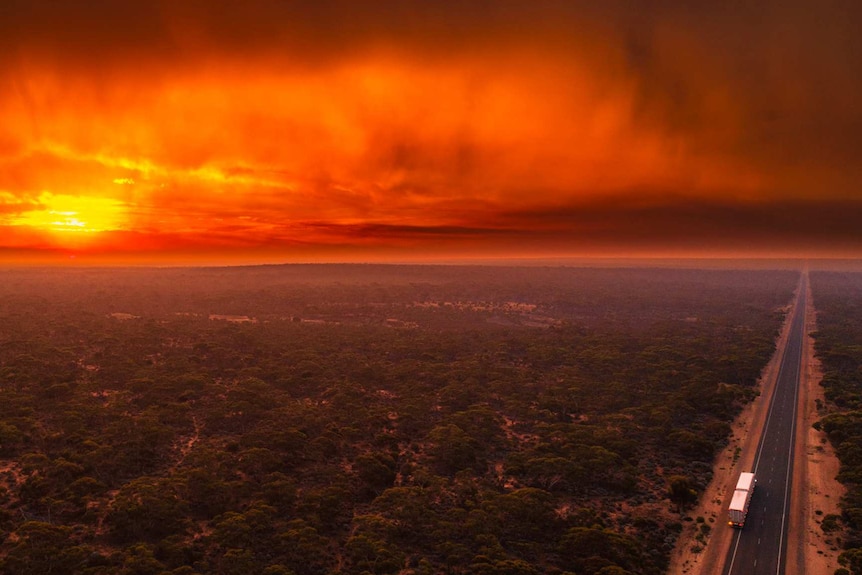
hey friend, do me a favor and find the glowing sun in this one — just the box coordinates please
[12,193,130,247]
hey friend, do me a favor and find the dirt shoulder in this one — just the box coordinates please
[667,292,797,575]
[786,278,845,575]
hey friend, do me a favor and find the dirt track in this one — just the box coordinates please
[787,277,844,575]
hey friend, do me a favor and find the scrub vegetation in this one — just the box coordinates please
[810,272,862,575]
[0,265,795,575]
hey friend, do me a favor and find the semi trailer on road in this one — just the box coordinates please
[728,471,756,527]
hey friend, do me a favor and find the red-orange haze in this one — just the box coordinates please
[2,1,862,264]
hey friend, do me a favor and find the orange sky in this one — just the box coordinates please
[2,1,862,264]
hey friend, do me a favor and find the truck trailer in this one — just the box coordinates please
[728,471,756,527]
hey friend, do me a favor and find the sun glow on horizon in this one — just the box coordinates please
[10,193,130,240]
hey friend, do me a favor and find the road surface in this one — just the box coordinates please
[722,274,807,575]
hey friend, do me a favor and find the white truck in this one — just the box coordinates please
[728,471,756,527]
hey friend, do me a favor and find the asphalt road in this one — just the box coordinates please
[722,275,806,575]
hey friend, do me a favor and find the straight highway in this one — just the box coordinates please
[722,273,807,575]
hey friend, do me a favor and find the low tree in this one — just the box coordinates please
[668,475,698,513]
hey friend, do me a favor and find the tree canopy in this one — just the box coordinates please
[0,265,796,574]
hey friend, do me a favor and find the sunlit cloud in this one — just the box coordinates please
[0,1,860,263]
[7,192,129,236]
